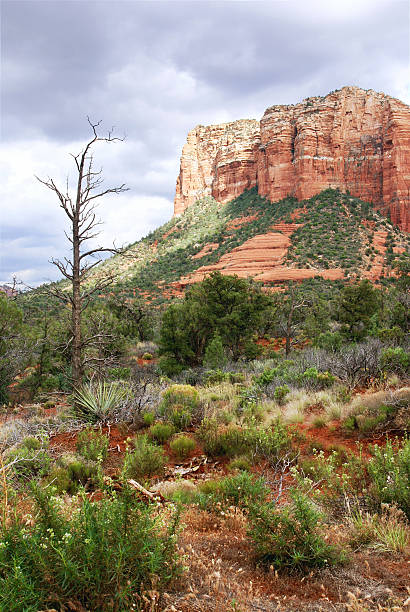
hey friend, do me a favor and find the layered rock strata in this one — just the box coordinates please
[174,87,410,232]
[175,225,344,288]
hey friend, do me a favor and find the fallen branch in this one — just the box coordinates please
[127,479,167,503]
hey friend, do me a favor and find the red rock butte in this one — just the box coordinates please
[174,87,410,232]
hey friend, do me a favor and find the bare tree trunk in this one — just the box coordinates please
[37,118,128,391]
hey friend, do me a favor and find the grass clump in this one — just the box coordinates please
[228,455,252,472]
[198,418,290,461]
[161,384,199,411]
[348,505,409,553]
[149,422,175,444]
[192,472,269,511]
[122,435,166,481]
[170,434,195,459]
[0,485,180,611]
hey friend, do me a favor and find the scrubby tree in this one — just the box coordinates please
[203,331,227,369]
[159,272,271,371]
[0,295,32,402]
[337,279,379,341]
[107,292,154,341]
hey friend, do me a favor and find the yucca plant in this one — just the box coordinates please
[73,381,126,423]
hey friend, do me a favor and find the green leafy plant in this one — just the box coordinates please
[76,427,109,462]
[274,385,290,404]
[367,437,410,518]
[73,381,127,423]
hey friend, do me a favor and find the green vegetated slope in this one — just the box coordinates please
[91,188,408,304]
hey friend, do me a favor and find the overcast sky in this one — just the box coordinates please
[1,0,409,286]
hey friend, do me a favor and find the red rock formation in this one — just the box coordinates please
[174,119,260,215]
[175,226,346,287]
[174,87,409,232]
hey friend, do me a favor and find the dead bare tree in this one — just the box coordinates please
[36,118,129,390]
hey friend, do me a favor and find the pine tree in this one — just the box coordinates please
[203,332,227,369]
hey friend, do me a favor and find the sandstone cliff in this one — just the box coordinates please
[174,87,410,232]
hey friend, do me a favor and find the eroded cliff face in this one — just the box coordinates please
[174,87,409,231]
[174,119,260,215]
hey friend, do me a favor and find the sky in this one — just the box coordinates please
[1,0,409,286]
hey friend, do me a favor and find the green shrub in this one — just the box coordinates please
[158,355,184,377]
[253,367,280,387]
[248,490,344,571]
[367,437,410,518]
[198,419,290,461]
[160,384,199,429]
[218,471,268,509]
[20,436,43,451]
[6,439,51,482]
[302,368,335,389]
[142,352,153,360]
[170,435,195,459]
[73,381,126,423]
[192,472,268,512]
[274,385,290,404]
[203,332,227,369]
[315,331,343,352]
[227,456,251,472]
[229,371,245,384]
[293,448,366,508]
[48,453,101,494]
[342,415,357,432]
[142,411,155,427]
[203,369,228,385]
[149,422,175,444]
[161,384,199,411]
[0,485,180,611]
[169,405,192,431]
[122,435,166,481]
[76,427,109,462]
[380,347,409,375]
[108,366,131,380]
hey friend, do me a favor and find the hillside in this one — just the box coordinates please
[92,188,408,304]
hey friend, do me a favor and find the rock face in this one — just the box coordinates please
[174,119,260,215]
[174,87,410,232]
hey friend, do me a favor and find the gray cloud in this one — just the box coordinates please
[1,0,408,285]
